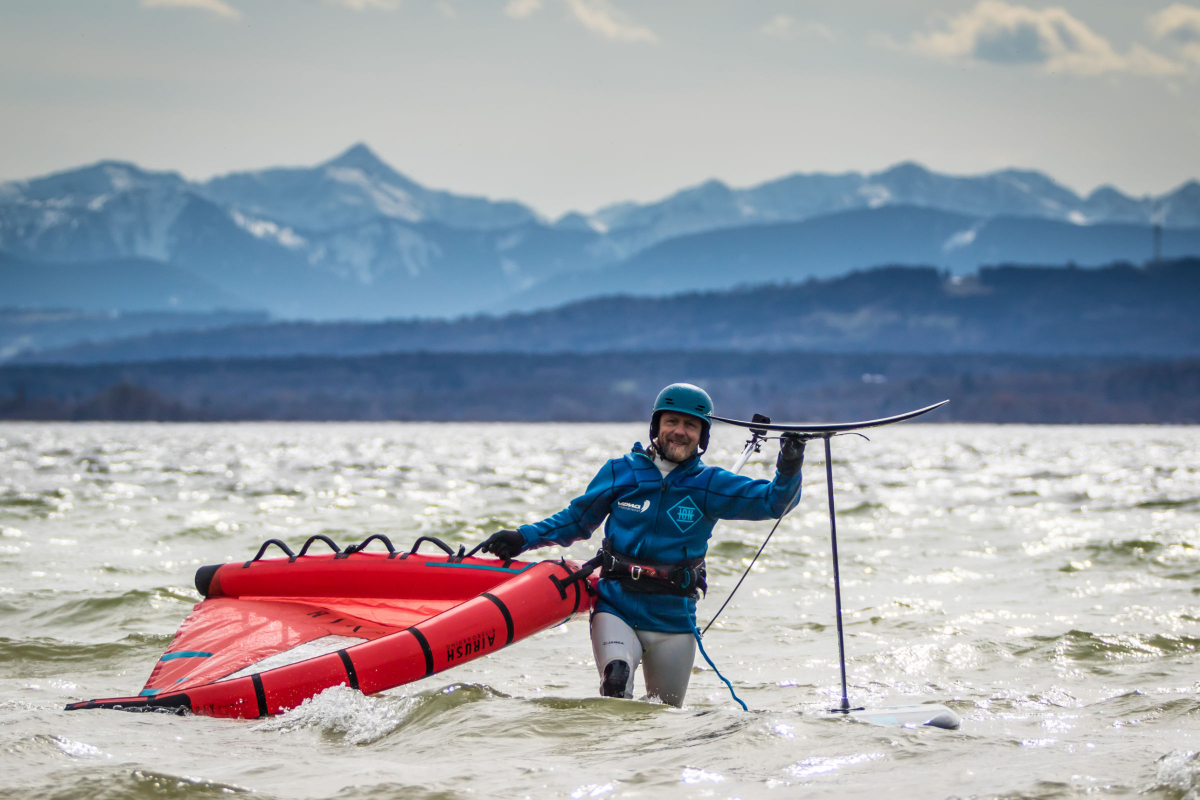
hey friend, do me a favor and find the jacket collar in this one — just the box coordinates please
[631,442,705,478]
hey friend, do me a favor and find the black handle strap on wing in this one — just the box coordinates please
[241,533,471,566]
[548,554,602,599]
[462,541,489,560]
[400,536,465,561]
[340,534,398,558]
[243,539,295,567]
[289,534,342,562]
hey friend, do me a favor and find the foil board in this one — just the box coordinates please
[709,400,949,434]
[846,704,961,729]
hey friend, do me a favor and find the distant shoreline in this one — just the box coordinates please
[2,350,1195,425]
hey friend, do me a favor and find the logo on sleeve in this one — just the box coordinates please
[667,496,702,533]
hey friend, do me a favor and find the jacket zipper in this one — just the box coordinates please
[631,448,700,560]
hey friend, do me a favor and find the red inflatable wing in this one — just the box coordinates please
[67,543,595,719]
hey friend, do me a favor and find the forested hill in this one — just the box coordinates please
[17,258,1200,364]
[2,351,1197,425]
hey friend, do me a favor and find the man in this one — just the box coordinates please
[479,383,805,706]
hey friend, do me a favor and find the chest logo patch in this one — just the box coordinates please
[667,496,703,533]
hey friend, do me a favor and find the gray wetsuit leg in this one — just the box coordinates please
[637,627,696,707]
[590,612,642,699]
[590,612,696,707]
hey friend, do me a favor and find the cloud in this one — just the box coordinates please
[141,0,241,19]
[564,0,658,44]
[912,1,1183,77]
[1148,3,1200,43]
[808,21,835,40]
[761,14,793,38]
[760,14,833,41]
[1148,3,1200,64]
[322,0,400,9]
[505,0,542,19]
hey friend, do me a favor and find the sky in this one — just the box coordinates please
[1,0,1199,218]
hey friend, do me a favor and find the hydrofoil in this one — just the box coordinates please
[711,400,961,730]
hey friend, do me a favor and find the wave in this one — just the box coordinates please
[320,782,472,800]
[1081,537,1199,567]
[0,491,61,516]
[0,768,256,800]
[1148,750,1200,799]
[839,501,886,516]
[255,682,506,746]
[1091,691,1200,727]
[1085,538,1166,560]
[1025,630,1200,666]
[25,587,198,629]
[1136,496,1200,509]
[0,634,170,675]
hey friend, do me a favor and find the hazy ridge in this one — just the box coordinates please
[10,259,1198,365]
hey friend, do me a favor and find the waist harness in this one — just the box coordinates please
[599,539,707,598]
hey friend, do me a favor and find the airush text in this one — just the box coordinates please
[446,629,497,663]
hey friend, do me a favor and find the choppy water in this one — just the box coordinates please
[0,422,1197,800]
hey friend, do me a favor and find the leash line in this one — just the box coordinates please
[690,619,748,711]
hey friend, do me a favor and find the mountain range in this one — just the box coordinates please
[586,162,1200,256]
[2,145,1198,319]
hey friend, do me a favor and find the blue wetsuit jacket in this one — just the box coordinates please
[516,442,802,633]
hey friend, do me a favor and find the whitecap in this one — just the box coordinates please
[789,752,884,779]
[253,684,409,745]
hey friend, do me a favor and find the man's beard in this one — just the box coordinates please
[655,435,697,463]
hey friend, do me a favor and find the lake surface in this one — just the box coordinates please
[0,422,1197,800]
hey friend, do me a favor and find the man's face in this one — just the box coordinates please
[656,412,703,462]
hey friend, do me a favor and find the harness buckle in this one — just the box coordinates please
[629,565,644,580]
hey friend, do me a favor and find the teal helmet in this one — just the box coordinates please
[650,383,714,453]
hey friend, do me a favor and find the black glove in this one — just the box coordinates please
[480,529,524,560]
[776,432,807,476]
